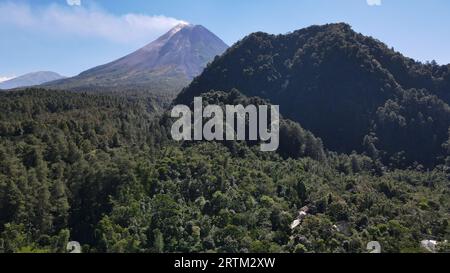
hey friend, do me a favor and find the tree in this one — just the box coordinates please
[153,229,164,253]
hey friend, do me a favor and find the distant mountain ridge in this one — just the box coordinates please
[0,71,65,90]
[46,23,228,93]
[176,23,450,167]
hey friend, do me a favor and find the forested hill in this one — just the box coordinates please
[176,23,450,168]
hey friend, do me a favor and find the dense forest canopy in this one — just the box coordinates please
[0,89,448,253]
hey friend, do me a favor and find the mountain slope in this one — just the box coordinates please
[176,23,450,167]
[0,71,65,90]
[46,23,228,94]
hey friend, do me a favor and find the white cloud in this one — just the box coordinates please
[0,2,186,44]
[367,0,382,6]
[67,0,81,6]
[0,76,15,83]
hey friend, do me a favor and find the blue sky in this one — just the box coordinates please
[1,0,449,80]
